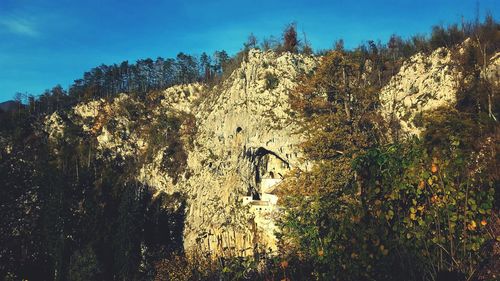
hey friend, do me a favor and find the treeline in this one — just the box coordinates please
[8,50,232,118]
[69,51,231,100]
[11,15,498,119]
[329,13,499,89]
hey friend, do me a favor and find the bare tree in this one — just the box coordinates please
[282,23,299,53]
[334,39,344,52]
[302,31,313,55]
[244,33,258,50]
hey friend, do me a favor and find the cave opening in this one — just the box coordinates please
[252,147,290,185]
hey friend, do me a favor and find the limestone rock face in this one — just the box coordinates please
[483,52,500,88]
[379,47,461,136]
[380,48,500,137]
[159,83,204,114]
[43,49,317,257]
[44,112,66,141]
[178,50,317,256]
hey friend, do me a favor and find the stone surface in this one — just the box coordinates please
[379,47,461,136]
[483,52,500,88]
[175,50,318,256]
[44,49,318,257]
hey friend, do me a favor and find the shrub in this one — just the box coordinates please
[352,137,495,280]
[264,72,279,90]
[282,23,299,53]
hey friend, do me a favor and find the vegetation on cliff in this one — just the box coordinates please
[0,15,498,281]
[276,15,499,281]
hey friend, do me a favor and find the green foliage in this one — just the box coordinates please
[69,245,101,281]
[429,24,466,49]
[264,72,279,90]
[278,49,396,280]
[0,105,188,280]
[279,133,496,280]
[154,251,284,281]
[353,137,495,279]
[278,17,498,279]
[141,112,189,184]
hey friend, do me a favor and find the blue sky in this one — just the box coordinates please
[0,0,498,102]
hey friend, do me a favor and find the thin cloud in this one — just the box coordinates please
[0,17,39,37]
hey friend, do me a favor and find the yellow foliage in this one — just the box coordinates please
[467,220,477,231]
[431,163,439,173]
[418,180,425,190]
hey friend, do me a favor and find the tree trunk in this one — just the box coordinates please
[342,65,351,120]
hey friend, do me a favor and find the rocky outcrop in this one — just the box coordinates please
[169,50,317,256]
[483,53,500,86]
[44,46,497,258]
[137,50,317,256]
[379,47,462,136]
[44,112,66,141]
[380,45,500,137]
[44,49,317,257]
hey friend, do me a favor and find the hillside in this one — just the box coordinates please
[0,100,19,112]
[1,20,499,281]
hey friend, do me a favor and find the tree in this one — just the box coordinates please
[50,85,66,111]
[12,92,24,119]
[302,31,313,55]
[411,34,429,53]
[199,52,212,81]
[176,53,199,84]
[112,183,148,280]
[282,23,299,53]
[334,39,344,52]
[213,50,229,75]
[244,33,258,50]
[260,36,280,52]
[69,245,100,281]
[388,34,403,75]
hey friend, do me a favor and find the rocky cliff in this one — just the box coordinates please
[379,44,499,137]
[175,50,317,256]
[45,49,318,257]
[44,47,498,258]
[379,47,462,136]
